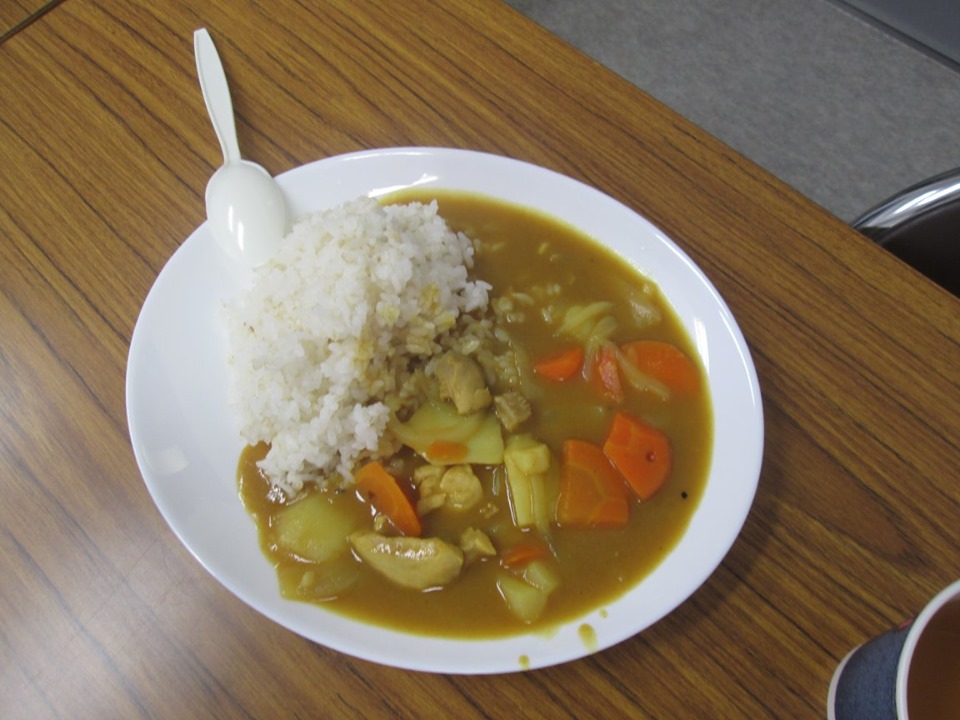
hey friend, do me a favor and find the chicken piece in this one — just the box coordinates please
[412,464,483,515]
[434,351,492,415]
[349,531,463,590]
[459,527,496,565]
[494,391,532,431]
[413,464,445,486]
[412,464,446,516]
[439,465,483,510]
[415,493,445,516]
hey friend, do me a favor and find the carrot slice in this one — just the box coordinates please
[592,343,624,402]
[603,412,672,500]
[354,461,422,536]
[501,540,551,569]
[533,346,584,381]
[425,440,468,463]
[556,439,629,527]
[620,340,700,395]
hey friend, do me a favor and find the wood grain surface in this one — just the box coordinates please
[0,0,60,42]
[1,0,957,717]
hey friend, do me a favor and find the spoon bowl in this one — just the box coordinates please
[205,160,286,266]
[194,28,287,266]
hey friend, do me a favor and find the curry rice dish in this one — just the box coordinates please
[227,191,713,637]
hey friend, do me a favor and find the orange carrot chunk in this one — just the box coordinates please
[354,461,422,536]
[620,340,700,395]
[425,440,468,463]
[556,439,630,528]
[501,540,551,569]
[603,412,672,500]
[533,346,585,382]
[592,343,624,403]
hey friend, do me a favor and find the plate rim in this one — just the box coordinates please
[125,146,764,674]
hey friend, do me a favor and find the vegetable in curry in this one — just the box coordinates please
[237,191,713,637]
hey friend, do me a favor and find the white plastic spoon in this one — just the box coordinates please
[194,28,287,266]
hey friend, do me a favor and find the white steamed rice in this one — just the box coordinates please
[224,196,490,495]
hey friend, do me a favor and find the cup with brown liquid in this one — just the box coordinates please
[828,579,960,719]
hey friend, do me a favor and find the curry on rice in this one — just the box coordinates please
[230,190,713,637]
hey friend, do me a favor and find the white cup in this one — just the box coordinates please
[828,579,960,719]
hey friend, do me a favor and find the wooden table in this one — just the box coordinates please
[0,0,59,42]
[2,1,957,717]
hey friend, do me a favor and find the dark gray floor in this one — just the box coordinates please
[506,0,960,221]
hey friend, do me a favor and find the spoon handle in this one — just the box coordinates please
[194,28,242,165]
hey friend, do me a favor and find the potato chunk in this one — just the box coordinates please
[392,401,504,465]
[497,572,549,624]
[503,434,555,532]
[274,494,358,563]
[349,531,463,591]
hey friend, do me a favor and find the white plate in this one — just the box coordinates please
[126,147,763,674]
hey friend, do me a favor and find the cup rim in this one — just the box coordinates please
[895,579,960,718]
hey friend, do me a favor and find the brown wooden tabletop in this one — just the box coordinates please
[1,0,958,717]
[0,0,59,42]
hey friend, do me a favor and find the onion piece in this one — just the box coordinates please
[614,344,670,400]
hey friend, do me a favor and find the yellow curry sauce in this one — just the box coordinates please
[237,191,713,637]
